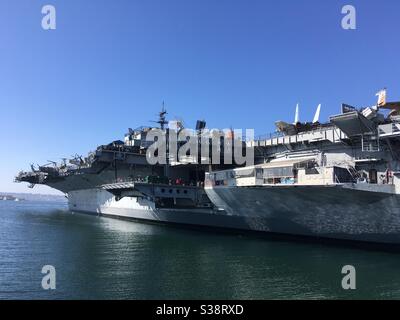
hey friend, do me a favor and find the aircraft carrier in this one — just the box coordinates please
[15,89,400,245]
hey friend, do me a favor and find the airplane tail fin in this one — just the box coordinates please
[313,104,321,123]
[294,103,299,124]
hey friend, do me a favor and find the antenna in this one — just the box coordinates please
[313,104,321,123]
[294,103,300,124]
[157,101,168,130]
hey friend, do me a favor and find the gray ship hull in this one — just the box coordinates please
[68,186,400,245]
[67,189,279,232]
[205,184,400,244]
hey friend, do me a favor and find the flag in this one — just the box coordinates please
[376,89,387,107]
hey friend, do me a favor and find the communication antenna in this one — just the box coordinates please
[157,101,168,130]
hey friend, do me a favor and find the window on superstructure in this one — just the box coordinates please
[263,166,293,178]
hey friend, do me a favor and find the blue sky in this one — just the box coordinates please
[1,0,399,194]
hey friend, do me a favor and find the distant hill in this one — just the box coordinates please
[0,192,67,202]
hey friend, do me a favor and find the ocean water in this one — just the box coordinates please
[1,200,400,300]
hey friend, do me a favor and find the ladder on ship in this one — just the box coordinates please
[361,133,380,152]
[346,165,361,182]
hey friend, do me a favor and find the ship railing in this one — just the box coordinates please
[252,125,342,145]
[255,124,332,140]
[254,131,285,141]
[378,122,400,137]
[111,176,201,187]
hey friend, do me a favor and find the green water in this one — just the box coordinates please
[1,200,400,299]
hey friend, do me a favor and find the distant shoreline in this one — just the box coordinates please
[0,192,67,202]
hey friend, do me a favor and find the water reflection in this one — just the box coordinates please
[1,201,400,299]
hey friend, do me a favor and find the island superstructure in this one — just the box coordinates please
[15,89,400,245]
